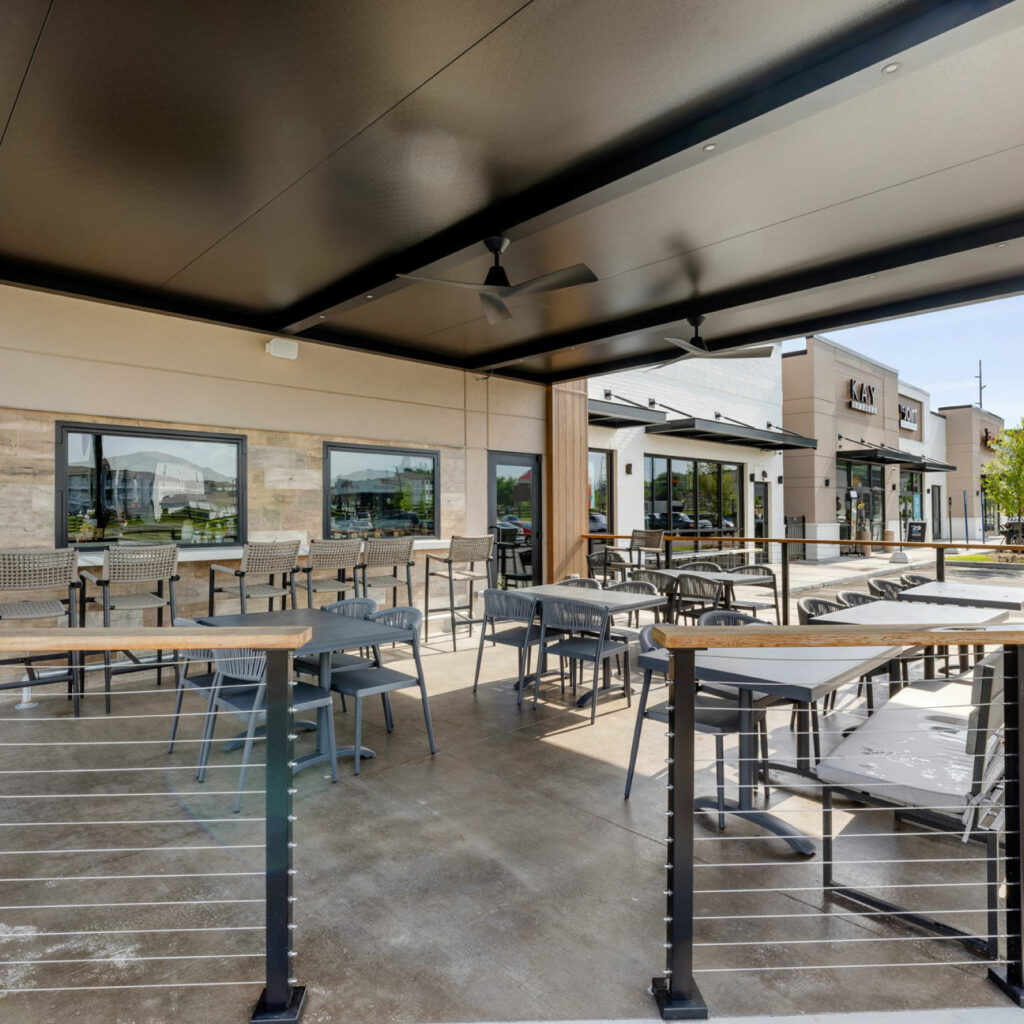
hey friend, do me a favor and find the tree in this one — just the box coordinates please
[981,424,1024,540]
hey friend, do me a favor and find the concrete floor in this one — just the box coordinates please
[0,588,1021,1023]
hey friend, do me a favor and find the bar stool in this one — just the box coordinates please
[302,538,362,607]
[359,537,415,608]
[424,535,494,650]
[208,540,300,614]
[79,544,179,711]
[0,548,81,713]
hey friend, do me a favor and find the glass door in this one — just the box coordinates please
[753,481,768,559]
[488,452,542,587]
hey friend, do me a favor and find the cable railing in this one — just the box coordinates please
[646,623,1024,1020]
[584,533,1024,623]
[0,625,310,1023]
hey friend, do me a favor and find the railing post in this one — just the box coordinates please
[780,543,790,626]
[251,648,306,1023]
[664,536,673,569]
[652,648,707,1020]
[991,644,1024,1005]
[936,546,946,582]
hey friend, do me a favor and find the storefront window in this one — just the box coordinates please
[836,459,885,549]
[587,449,612,533]
[57,423,245,548]
[899,470,924,525]
[645,455,743,534]
[644,456,669,529]
[324,444,437,538]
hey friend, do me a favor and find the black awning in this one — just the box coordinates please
[838,446,955,472]
[588,398,667,428]
[645,417,817,451]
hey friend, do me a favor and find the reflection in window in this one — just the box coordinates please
[587,449,612,532]
[325,445,437,538]
[645,455,743,533]
[60,426,244,548]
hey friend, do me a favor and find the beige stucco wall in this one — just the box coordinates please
[942,404,1004,537]
[0,283,547,621]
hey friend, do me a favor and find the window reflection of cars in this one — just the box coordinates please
[332,517,373,533]
[375,512,421,533]
[588,512,608,532]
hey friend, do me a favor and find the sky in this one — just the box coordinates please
[780,293,1024,426]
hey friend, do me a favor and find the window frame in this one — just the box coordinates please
[54,421,247,550]
[322,441,441,541]
[587,447,614,534]
[644,452,745,534]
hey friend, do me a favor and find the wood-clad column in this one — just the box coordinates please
[545,380,589,581]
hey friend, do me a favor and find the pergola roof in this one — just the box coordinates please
[1,1,1022,383]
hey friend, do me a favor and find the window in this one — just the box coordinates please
[324,443,438,539]
[57,423,245,548]
[644,455,743,533]
[587,449,613,533]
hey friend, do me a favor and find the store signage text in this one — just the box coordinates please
[898,402,918,430]
[848,379,877,414]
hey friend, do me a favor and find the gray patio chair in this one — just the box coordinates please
[167,616,216,754]
[328,606,436,775]
[424,535,494,650]
[208,540,300,614]
[197,646,339,811]
[0,548,81,712]
[607,529,665,568]
[80,543,179,710]
[835,590,878,607]
[900,573,933,587]
[727,564,781,623]
[494,525,532,588]
[624,623,770,826]
[631,569,680,623]
[587,546,630,584]
[293,598,379,695]
[302,538,362,607]
[535,596,629,724]
[673,560,720,572]
[360,536,415,608]
[818,652,1004,956]
[796,597,843,624]
[867,577,906,600]
[473,589,541,705]
[673,573,726,624]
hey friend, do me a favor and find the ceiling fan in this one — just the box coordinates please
[660,315,776,363]
[397,236,598,325]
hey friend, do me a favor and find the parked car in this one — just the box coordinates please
[375,511,421,532]
[501,514,532,536]
[588,512,608,532]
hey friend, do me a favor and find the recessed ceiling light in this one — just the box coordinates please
[365,294,374,299]
[868,274,878,279]
[996,243,1007,249]
[318,315,326,319]
[702,142,717,152]
[881,62,902,75]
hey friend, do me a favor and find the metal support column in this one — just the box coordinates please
[780,543,790,626]
[251,648,306,1023]
[936,546,946,582]
[990,644,1024,1005]
[652,648,708,1019]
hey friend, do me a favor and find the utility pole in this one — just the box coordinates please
[976,359,986,408]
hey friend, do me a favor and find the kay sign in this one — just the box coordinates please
[848,379,877,414]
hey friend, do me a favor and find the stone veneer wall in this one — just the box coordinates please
[0,406,470,626]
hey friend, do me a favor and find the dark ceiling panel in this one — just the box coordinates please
[0,0,525,289]
[0,1,49,144]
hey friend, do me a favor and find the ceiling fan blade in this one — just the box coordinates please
[663,336,703,356]
[707,345,776,359]
[480,292,513,325]
[396,272,505,295]
[507,263,597,295]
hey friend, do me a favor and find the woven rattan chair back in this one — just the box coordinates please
[674,574,723,602]
[309,538,362,571]
[797,597,843,624]
[448,535,494,564]
[697,610,766,627]
[324,597,378,619]
[836,590,878,607]
[606,580,658,597]
[482,588,537,623]
[370,605,422,637]
[0,548,77,591]
[629,529,663,551]
[542,596,608,636]
[868,577,905,600]
[211,647,267,683]
[556,576,601,589]
[631,569,677,597]
[900,573,933,588]
[363,537,415,569]
[102,544,178,583]
[679,561,720,572]
[495,525,519,544]
[241,540,301,575]
[732,564,775,580]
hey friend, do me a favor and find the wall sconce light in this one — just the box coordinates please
[761,470,768,480]
[926,487,931,495]
[777,475,783,485]
[625,463,633,475]
[648,398,657,408]
[265,337,299,360]
[892,483,897,491]
[603,389,613,400]
[749,473,756,482]
[824,478,830,488]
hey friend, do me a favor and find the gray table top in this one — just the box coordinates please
[514,583,664,613]
[813,602,1008,626]
[198,607,410,656]
[899,581,1024,611]
[693,645,902,702]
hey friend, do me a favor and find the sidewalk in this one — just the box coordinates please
[770,545,936,596]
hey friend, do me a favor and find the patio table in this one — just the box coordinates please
[811,600,1007,681]
[690,644,902,855]
[652,567,767,610]
[199,607,412,772]
[514,584,664,705]
[899,580,1024,611]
